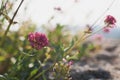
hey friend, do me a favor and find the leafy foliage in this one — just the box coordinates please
[0,0,116,80]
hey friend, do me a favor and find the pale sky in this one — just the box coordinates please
[21,0,120,25]
[10,0,120,33]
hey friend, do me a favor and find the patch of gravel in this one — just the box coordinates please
[70,39,120,80]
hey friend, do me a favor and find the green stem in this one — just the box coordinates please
[83,24,110,41]
[30,63,55,80]
[91,0,116,29]
[26,59,42,80]
[64,25,106,57]
[27,67,42,80]
[0,0,24,47]
[64,33,86,57]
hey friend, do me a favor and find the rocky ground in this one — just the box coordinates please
[70,39,120,80]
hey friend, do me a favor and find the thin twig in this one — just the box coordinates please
[64,33,86,56]
[0,0,24,47]
[91,0,116,29]
[30,63,55,80]
[82,26,106,41]
[64,0,116,56]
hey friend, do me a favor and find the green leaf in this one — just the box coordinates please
[0,56,5,61]
[1,12,11,22]
[67,55,78,60]
[30,68,38,76]
[0,75,6,80]
[78,43,89,58]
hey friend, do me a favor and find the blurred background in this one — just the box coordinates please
[0,0,120,80]
[9,0,120,38]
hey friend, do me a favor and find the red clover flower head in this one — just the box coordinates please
[103,15,116,33]
[104,15,116,25]
[28,32,49,50]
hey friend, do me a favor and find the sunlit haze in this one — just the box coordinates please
[17,0,120,25]
[10,0,120,38]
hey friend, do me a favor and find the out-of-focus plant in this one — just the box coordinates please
[0,0,117,80]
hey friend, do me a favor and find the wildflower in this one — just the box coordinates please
[104,15,116,25]
[93,34,103,41]
[67,60,73,67]
[103,27,110,33]
[103,15,116,33]
[54,7,61,11]
[28,32,49,50]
